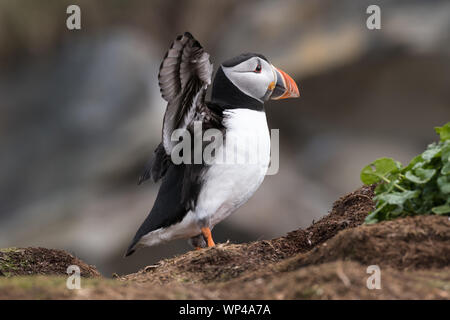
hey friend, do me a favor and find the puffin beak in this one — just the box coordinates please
[270,66,300,100]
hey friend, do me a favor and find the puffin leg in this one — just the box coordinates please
[188,234,207,249]
[201,227,215,247]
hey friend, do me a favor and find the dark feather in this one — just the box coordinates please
[138,143,169,185]
[159,32,213,154]
[138,32,212,185]
[126,164,187,256]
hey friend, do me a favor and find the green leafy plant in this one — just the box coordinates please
[360,122,450,224]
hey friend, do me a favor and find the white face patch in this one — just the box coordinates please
[221,57,275,102]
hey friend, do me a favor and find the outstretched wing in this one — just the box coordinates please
[138,32,213,184]
[159,32,213,155]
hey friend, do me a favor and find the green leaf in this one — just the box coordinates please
[422,143,442,161]
[405,168,436,184]
[363,123,450,224]
[437,176,450,194]
[360,158,400,185]
[377,190,419,205]
[364,213,379,224]
[364,202,387,224]
[435,122,450,141]
[441,143,450,163]
[442,162,450,175]
[431,204,450,215]
[402,154,424,173]
[412,161,425,170]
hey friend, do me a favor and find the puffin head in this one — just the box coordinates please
[211,53,299,110]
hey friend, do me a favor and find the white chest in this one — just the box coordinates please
[195,108,271,226]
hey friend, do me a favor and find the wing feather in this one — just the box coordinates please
[158,32,213,155]
[138,32,213,185]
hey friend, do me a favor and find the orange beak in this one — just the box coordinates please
[270,66,300,100]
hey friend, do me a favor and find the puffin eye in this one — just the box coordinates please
[254,63,262,73]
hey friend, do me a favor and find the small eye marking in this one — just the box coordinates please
[255,63,262,73]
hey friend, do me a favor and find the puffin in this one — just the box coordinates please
[125,32,299,256]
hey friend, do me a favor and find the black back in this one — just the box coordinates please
[125,164,186,256]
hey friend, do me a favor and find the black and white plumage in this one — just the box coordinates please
[125,32,299,256]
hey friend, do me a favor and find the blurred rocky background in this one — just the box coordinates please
[0,0,449,276]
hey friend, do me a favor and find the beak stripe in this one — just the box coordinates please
[274,67,300,99]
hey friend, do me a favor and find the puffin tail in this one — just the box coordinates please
[124,244,136,258]
[124,247,136,257]
[124,236,140,257]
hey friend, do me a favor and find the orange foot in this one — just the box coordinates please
[201,227,215,247]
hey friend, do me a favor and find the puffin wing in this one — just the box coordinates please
[138,142,168,184]
[159,32,213,154]
[138,32,213,184]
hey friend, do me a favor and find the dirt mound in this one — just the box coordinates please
[217,261,450,299]
[116,205,449,299]
[0,247,100,277]
[270,184,376,256]
[121,213,449,287]
[121,185,375,284]
[284,215,450,271]
[1,185,449,299]
[2,260,448,299]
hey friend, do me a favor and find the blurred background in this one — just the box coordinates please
[0,0,449,276]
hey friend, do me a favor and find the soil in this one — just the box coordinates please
[0,185,449,299]
[0,247,100,277]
